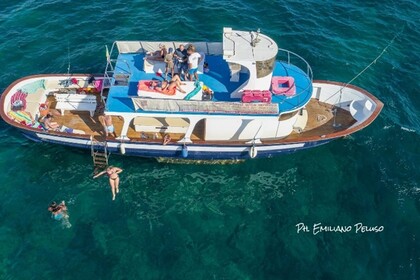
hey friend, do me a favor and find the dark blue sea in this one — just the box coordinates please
[0,1,419,279]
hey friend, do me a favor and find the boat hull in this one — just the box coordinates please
[0,73,383,162]
[20,129,334,160]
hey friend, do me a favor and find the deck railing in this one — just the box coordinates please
[277,48,314,113]
[100,42,133,103]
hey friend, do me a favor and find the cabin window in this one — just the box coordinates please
[256,56,275,78]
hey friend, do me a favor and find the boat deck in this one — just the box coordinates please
[285,100,356,140]
[105,53,312,114]
[50,97,355,144]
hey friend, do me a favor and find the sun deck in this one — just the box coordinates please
[105,53,312,114]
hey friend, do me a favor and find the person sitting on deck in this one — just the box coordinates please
[145,43,167,61]
[99,113,117,138]
[38,101,60,118]
[203,61,210,73]
[163,134,171,145]
[42,113,60,130]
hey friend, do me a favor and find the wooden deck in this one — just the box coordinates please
[49,97,355,143]
[284,100,356,140]
[48,92,205,142]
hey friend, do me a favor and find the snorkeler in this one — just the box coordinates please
[93,166,123,200]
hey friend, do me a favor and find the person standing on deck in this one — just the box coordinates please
[187,44,202,81]
[99,114,117,138]
[164,48,175,80]
[174,44,188,80]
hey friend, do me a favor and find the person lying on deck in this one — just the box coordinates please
[41,114,85,134]
[145,43,167,61]
[154,73,186,94]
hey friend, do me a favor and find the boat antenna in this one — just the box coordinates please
[61,41,72,88]
[67,41,71,76]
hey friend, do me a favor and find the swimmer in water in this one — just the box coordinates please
[93,166,123,200]
[48,201,68,221]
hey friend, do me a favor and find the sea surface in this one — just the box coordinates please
[0,1,419,279]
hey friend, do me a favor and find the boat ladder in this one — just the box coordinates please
[90,136,109,170]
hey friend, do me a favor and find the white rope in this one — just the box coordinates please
[325,28,403,103]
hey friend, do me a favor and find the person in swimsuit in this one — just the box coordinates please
[41,114,77,133]
[99,114,117,137]
[154,74,186,93]
[48,201,68,221]
[163,134,171,145]
[42,113,60,130]
[39,101,60,117]
[145,43,167,61]
[187,44,202,81]
[93,166,123,200]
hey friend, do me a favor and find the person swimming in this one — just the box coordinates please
[48,201,69,221]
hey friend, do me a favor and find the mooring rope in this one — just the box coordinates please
[324,27,404,104]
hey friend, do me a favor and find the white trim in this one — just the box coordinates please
[36,133,305,152]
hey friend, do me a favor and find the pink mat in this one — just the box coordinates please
[271,76,296,96]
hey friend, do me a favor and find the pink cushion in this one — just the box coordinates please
[242,90,272,103]
[271,76,296,96]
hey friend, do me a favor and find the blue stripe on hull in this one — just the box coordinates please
[21,130,334,160]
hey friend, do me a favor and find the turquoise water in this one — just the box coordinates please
[0,1,419,279]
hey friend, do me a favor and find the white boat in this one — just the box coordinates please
[0,28,383,161]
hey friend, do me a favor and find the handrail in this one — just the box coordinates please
[276,48,314,113]
[100,42,132,100]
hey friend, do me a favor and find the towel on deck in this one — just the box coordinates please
[137,80,202,100]
[137,80,176,95]
[7,110,42,129]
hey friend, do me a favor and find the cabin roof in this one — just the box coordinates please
[222,28,278,62]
